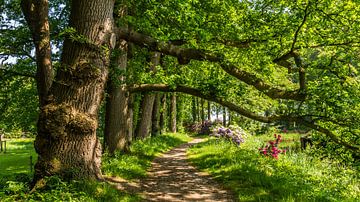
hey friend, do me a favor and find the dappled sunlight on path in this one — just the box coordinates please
[106,138,235,201]
[139,138,235,202]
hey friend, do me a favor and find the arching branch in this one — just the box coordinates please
[129,84,360,153]
[116,27,305,101]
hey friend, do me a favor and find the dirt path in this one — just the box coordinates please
[138,138,235,202]
[106,138,235,201]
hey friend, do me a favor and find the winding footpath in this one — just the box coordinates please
[109,138,235,201]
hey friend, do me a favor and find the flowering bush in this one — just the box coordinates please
[210,125,248,146]
[259,134,286,159]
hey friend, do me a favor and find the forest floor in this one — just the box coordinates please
[106,138,235,202]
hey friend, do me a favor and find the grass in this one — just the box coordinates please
[0,133,191,201]
[102,132,192,180]
[187,133,360,201]
[0,138,37,176]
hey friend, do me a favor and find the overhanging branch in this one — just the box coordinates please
[116,27,305,101]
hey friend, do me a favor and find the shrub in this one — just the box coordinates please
[210,124,248,146]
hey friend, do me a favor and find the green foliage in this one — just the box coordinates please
[188,135,360,201]
[102,133,192,180]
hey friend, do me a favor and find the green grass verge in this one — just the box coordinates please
[102,132,192,180]
[0,139,37,176]
[187,135,360,202]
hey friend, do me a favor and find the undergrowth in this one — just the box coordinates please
[188,134,360,201]
[102,132,192,180]
[0,174,140,202]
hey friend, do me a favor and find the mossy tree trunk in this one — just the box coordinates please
[34,0,114,181]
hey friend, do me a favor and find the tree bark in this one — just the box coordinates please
[223,106,226,126]
[201,98,205,124]
[135,52,160,139]
[191,97,197,122]
[170,93,177,133]
[136,93,155,139]
[159,94,167,134]
[21,0,53,106]
[228,111,232,126]
[196,97,200,122]
[34,0,114,181]
[152,93,161,136]
[207,101,211,121]
[104,41,130,154]
[104,3,130,154]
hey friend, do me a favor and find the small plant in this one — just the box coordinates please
[259,134,286,159]
[210,125,248,146]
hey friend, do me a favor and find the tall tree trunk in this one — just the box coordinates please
[191,97,197,122]
[135,52,160,139]
[223,106,227,126]
[159,94,167,134]
[228,111,231,126]
[21,0,53,106]
[170,93,177,133]
[104,42,129,154]
[196,97,200,122]
[151,93,161,136]
[127,93,134,144]
[201,98,205,124]
[177,95,184,132]
[207,101,211,121]
[216,105,219,120]
[34,0,114,181]
[136,94,155,139]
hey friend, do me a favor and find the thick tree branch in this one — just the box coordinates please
[21,0,53,106]
[116,27,305,101]
[129,84,360,153]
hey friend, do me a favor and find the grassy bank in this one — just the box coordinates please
[187,134,360,201]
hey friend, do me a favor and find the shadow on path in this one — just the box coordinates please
[106,138,235,201]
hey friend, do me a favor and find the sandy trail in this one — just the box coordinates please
[106,138,235,201]
[138,138,235,202]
